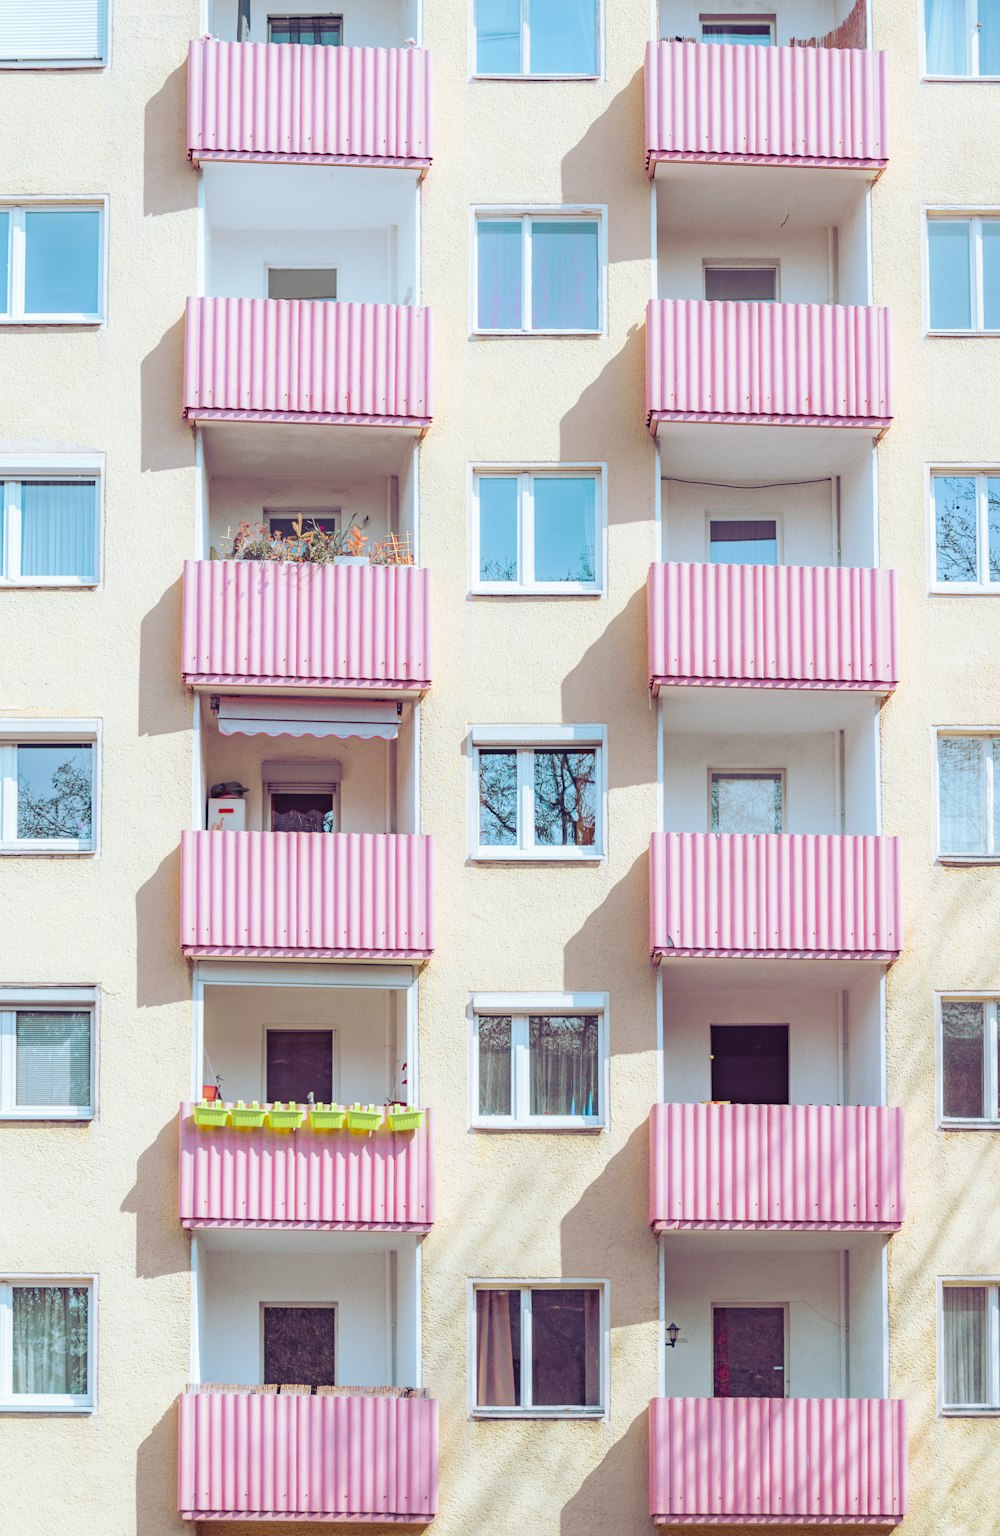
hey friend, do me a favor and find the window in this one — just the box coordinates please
[713,1306,786,1398]
[263,760,340,834]
[0,3,107,68]
[701,17,774,44]
[472,469,602,592]
[263,1305,336,1388]
[925,0,1000,76]
[940,999,1000,1125]
[931,472,1000,589]
[711,1024,789,1105]
[937,734,1000,857]
[472,726,606,859]
[0,1280,93,1410]
[474,0,598,76]
[941,1283,1000,1411]
[475,212,603,334]
[0,727,97,852]
[927,216,1000,332]
[472,1284,604,1415]
[266,1029,334,1102]
[0,990,95,1119]
[471,994,607,1128]
[704,265,777,302]
[710,771,783,834]
[267,267,338,301]
[0,205,104,323]
[709,518,778,565]
[1,474,99,584]
[268,15,343,45]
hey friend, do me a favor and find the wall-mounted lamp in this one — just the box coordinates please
[666,1321,680,1349]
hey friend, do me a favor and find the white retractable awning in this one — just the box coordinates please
[215,696,401,740]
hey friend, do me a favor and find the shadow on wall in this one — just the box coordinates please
[562,1121,654,1328]
[141,317,193,473]
[144,61,199,219]
[136,1399,182,1536]
[121,1113,190,1281]
[563,851,651,1008]
[560,1406,651,1536]
[561,588,651,774]
[135,846,190,1008]
[139,575,188,737]
[557,325,649,485]
[559,71,649,240]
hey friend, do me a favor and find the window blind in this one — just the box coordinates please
[15,1012,91,1107]
[0,1,107,64]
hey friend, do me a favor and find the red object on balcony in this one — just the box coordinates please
[648,1102,904,1233]
[649,1396,906,1526]
[179,1390,439,1523]
[647,561,898,693]
[188,39,432,170]
[180,830,434,960]
[649,832,902,962]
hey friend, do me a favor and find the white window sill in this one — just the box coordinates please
[939,1118,1000,1131]
[936,854,1000,865]
[923,74,1000,82]
[0,1109,94,1122]
[471,72,601,82]
[472,1118,605,1132]
[940,1405,1000,1416]
[473,329,603,339]
[0,579,98,589]
[470,584,603,598]
[0,1401,93,1413]
[0,317,104,327]
[929,584,1000,595]
[472,1406,606,1420]
[0,60,107,70]
[471,848,604,863]
[927,329,1000,338]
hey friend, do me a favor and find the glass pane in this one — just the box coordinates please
[938,737,986,855]
[982,222,1000,326]
[980,0,1000,71]
[529,0,597,74]
[476,1290,521,1406]
[270,790,334,833]
[478,477,519,582]
[926,0,968,71]
[533,477,596,584]
[16,744,93,843]
[711,773,783,834]
[479,750,518,846]
[15,1012,91,1108]
[478,1016,513,1116]
[12,1286,88,1395]
[988,479,1000,583]
[531,1289,600,1406]
[705,267,776,302]
[710,519,778,565]
[529,1015,599,1117]
[533,750,597,846]
[934,475,978,582]
[265,1029,333,1103]
[530,220,599,331]
[0,211,8,314]
[267,267,337,300]
[24,209,101,317]
[714,1306,785,1398]
[263,1307,335,1388]
[928,221,973,329]
[702,22,772,42]
[268,16,343,44]
[20,481,97,579]
[476,0,521,71]
[478,221,522,329]
[941,1001,986,1119]
[942,1288,989,1405]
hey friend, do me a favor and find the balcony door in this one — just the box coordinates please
[711,1024,789,1104]
[713,1305,786,1398]
[262,1304,336,1390]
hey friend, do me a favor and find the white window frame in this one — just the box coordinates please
[933,727,1000,863]
[469,0,603,80]
[927,466,1000,594]
[938,1279,1000,1414]
[922,0,1000,79]
[702,258,781,302]
[0,988,96,1120]
[469,992,608,1130]
[705,512,783,565]
[471,207,607,338]
[469,724,607,862]
[0,453,103,587]
[469,464,606,596]
[936,994,1000,1129]
[0,1276,95,1412]
[467,1279,609,1419]
[0,720,100,855]
[0,200,108,325]
[926,212,1000,336]
[0,1,110,70]
[699,14,777,43]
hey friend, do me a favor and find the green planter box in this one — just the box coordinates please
[386,1108,424,1132]
[230,1102,266,1130]
[308,1106,347,1131]
[346,1104,383,1134]
[266,1103,304,1132]
[193,1101,230,1130]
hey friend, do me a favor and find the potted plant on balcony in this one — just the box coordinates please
[308,1102,347,1131]
[345,1102,383,1134]
[385,1101,424,1132]
[266,1101,304,1132]
[230,1100,266,1130]
[193,1099,230,1130]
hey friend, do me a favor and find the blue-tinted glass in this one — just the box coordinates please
[925,0,967,72]
[531,220,599,331]
[478,221,522,329]
[988,478,1000,583]
[533,478,596,583]
[16,745,93,843]
[934,476,978,582]
[980,0,1000,70]
[476,0,521,71]
[479,477,519,582]
[530,0,597,74]
[702,23,772,42]
[928,221,973,329]
[982,222,1000,327]
[709,519,778,565]
[479,751,518,846]
[0,212,8,314]
[24,210,101,317]
[21,482,97,580]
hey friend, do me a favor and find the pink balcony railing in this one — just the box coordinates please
[649,833,902,962]
[648,1102,904,1233]
[188,39,432,170]
[645,40,888,175]
[180,830,434,960]
[179,1105,434,1231]
[179,1390,439,1523]
[646,299,892,433]
[182,560,431,694]
[183,297,432,429]
[647,561,898,693]
[650,1397,906,1526]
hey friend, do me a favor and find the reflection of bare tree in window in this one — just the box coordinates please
[935,477,978,582]
[941,1000,986,1119]
[17,748,92,841]
[479,751,518,845]
[938,737,987,854]
[988,480,1000,581]
[481,555,519,581]
[534,751,596,846]
[710,773,782,834]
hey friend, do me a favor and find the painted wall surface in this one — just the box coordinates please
[663,478,837,567]
[208,228,395,305]
[658,225,834,305]
[663,729,839,833]
[664,986,843,1103]
[208,0,416,48]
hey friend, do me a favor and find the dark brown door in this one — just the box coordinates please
[263,1306,335,1389]
[711,1024,789,1104]
[266,1029,333,1103]
[713,1306,785,1398]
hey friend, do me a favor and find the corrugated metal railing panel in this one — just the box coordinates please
[183,297,432,425]
[645,40,888,171]
[182,560,431,692]
[648,1102,904,1232]
[179,1391,439,1522]
[180,831,435,959]
[649,832,902,961]
[645,299,892,429]
[647,561,898,692]
[188,39,432,166]
[649,1397,907,1525]
[179,1105,435,1229]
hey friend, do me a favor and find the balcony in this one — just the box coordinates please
[645,39,888,177]
[179,1388,438,1523]
[647,561,897,694]
[649,1396,906,1526]
[648,1102,904,1233]
[180,830,434,961]
[182,560,431,696]
[649,833,901,962]
[188,39,432,172]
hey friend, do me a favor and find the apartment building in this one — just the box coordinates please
[0,0,995,1534]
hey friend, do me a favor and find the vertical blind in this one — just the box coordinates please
[0,2,107,63]
[18,481,97,579]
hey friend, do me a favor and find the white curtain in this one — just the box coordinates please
[476,1290,519,1406]
[20,481,97,579]
[925,0,966,72]
[981,0,1000,69]
[477,1016,512,1115]
[529,1015,598,1117]
[938,737,986,854]
[942,1287,988,1405]
[12,1286,88,1395]
[530,220,599,331]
